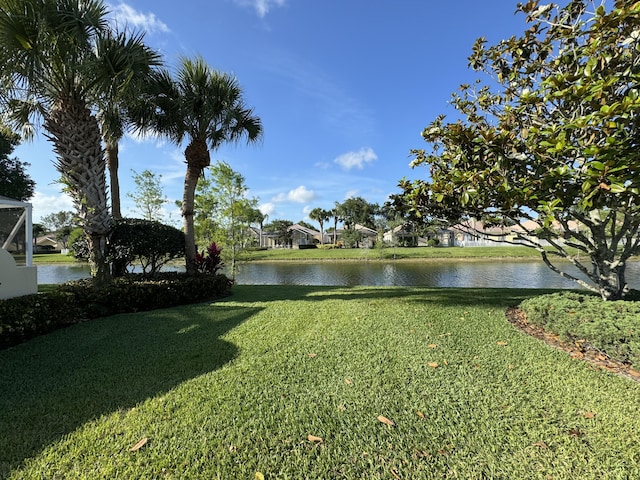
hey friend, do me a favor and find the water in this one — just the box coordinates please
[36,260,640,290]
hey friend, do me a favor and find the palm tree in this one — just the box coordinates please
[309,207,330,245]
[129,56,263,273]
[330,206,343,246]
[0,0,159,286]
[96,30,162,220]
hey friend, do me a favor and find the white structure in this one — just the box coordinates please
[0,196,37,299]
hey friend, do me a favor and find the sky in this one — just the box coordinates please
[14,0,532,226]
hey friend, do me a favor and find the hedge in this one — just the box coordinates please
[0,273,232,349]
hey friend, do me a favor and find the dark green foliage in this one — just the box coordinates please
[521,291,640,367]
[0,273,232,349]
[0,127,35,201]
[107,218,185,277]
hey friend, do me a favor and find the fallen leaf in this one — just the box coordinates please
[337,404,346,411]
[417,411,425,418]
[308,434,323,443]
[533,441,548,449]
[428,362,439,368]
[344,378,353,385]
[129,437,148,452]
[443,359,449,366]
[582,411,596,419]
[427,343,437,349]
[497,341,508,346]
[568,428,585,437]
[255,473,265,480]
[308,353,317,358]
[377,415,395,426]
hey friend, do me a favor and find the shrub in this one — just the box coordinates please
[68,227,89,260]
[107,218,185,277]
[195,242,224,274]
[520,291,640,367]
[0,273,232,349]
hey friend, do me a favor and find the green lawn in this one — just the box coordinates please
[2,285,640,479]
[29,246,543,267]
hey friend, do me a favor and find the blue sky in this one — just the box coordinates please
[16,0,529,225]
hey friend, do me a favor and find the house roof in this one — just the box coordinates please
[288,223,321,236]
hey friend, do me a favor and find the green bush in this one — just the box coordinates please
[0,273,232,349]
[68,227,89,260]
[520,291,640,367]
[107,218,185,277]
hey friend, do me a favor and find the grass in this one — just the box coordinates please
[239,245,544,262]
[2,285,640,479]
[31,253,79,264]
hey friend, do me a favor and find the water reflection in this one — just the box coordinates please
[36,260,640,290]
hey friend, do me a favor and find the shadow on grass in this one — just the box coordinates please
[0,302,259,478]
[230,284,566,308]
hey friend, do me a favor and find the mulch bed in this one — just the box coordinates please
[506,306,640,383]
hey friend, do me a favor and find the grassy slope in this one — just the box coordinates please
[30,247,543,266]
[2,285,639,479]
[239,245,544,262]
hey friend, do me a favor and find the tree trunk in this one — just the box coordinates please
[44,95,112,287]
[105,140,128,277]
[106,140,121,219]
[183,139,211,274]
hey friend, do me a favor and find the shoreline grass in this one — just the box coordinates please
[2,285,640,478]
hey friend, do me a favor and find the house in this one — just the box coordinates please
[248,224,323,249]
[35,235,61,253]
[383,224,454,247]
[289,223,321,248]
[335,224,378,248]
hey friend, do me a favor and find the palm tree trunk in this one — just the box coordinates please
[106,140,121,219]
[183,139,211,274]
[44,96,112,286]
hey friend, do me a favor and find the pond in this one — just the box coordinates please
[36,259,640,290]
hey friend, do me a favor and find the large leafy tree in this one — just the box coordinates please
[400,0,640,300]
[336,197,379,230]
[0,126,34,201]
[0,0,159,285]
[130,56,263,274]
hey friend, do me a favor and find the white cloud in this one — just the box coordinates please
[234,0,286,18]
[271,186,316,204]
[31,191,74,223]
[344,189,358,199]
[334,147,377,171]
[271,192,287,203]
[107,2,170,34]
[287,185,316,203]
[260,202,276,216]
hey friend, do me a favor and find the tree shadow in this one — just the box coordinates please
[0,302,259,477]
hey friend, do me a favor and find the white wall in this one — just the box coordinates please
[0,248,37,299]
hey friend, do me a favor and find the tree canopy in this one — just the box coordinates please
[0,127,34,201]
[399,0,640,300]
